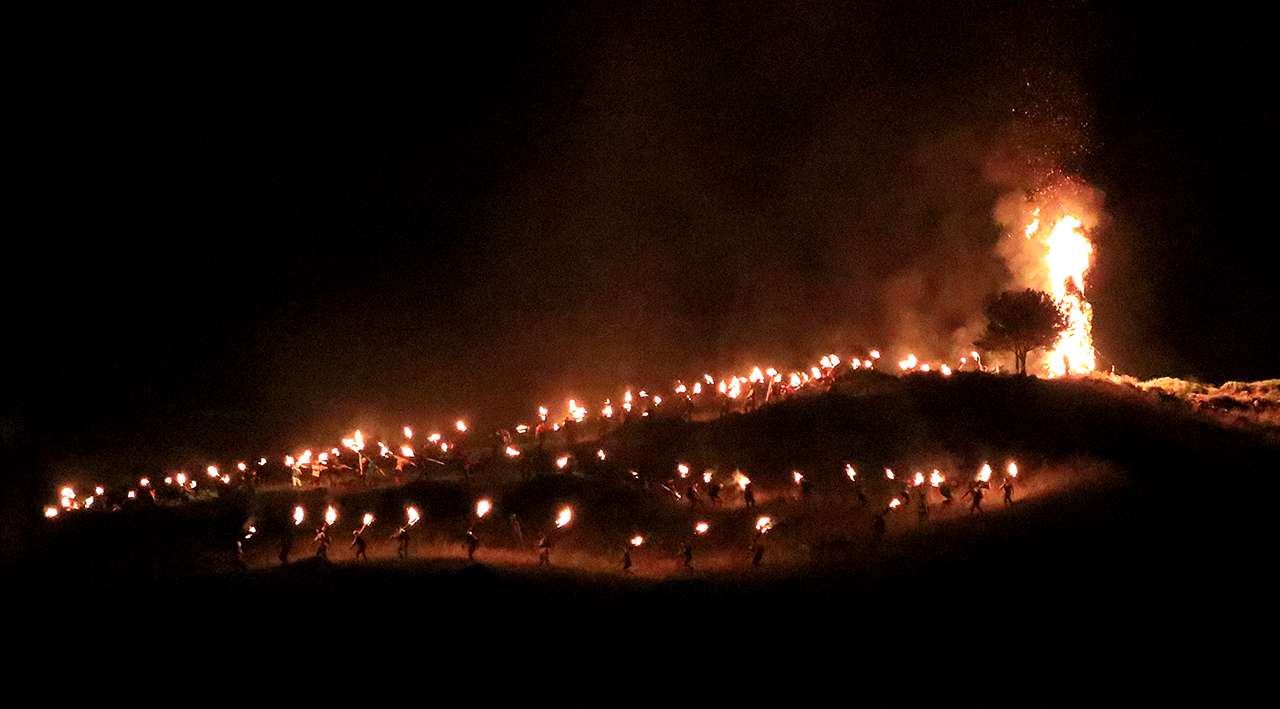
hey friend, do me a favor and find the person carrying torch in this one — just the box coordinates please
[1002,462,1018,506]
[393,525,412,558]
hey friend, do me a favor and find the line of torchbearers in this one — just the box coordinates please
[256,459,1021,573]
[47,348,1002,519]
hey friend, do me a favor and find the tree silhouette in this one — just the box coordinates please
[974,289,1069,375]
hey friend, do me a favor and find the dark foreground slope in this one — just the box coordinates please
[13,373,1278,665]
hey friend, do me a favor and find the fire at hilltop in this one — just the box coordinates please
[995,175,1104,377]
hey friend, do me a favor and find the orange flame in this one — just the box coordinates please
[555,507,573,528]
[998,178,1103,377]
[476,499,492,518]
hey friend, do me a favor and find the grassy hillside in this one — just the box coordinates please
[16,372,1278,661]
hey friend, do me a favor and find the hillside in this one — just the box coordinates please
[16,372,1278,660]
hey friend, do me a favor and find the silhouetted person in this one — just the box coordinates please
[854,484,868,508]
[686,485,700,508]
[279,525,294,564]
[1002,478,1015,506]
[465,531,479,561]
[680,541,693,569]
[751,542,765,567]
[622,546,632,573]
[939,482,953,505]
[708,482,722,506]
[917,493,928,523]
[510,514,523,547]
[538,534,552,566]
[313,527,331,560]
[965,485,984,514]
[872,514,886,545]
[351,530,367,561]
[743,482,756,509]
[393,526,411,558]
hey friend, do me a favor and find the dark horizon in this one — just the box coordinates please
[10,3,1276,478]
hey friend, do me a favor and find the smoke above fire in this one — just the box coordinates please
[174,5,1114,440]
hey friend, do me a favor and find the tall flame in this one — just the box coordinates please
[1042,215,1095,375]
[996,177,1102,376]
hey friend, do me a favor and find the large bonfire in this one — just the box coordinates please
[995,175,1104,376]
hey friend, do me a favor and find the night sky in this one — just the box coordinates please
[11,2,1276,479]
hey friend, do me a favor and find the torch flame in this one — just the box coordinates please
[476,499,491,518]
[555,507,573,528]
[630,535,644,547]
[695,522,709,535]
[406,506,421,526]
[325,505,338,526]
[755,516,773,534]
[1007,462,1019,478]
[293,506,305,526]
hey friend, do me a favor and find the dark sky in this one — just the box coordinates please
[10,2,1276,477]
